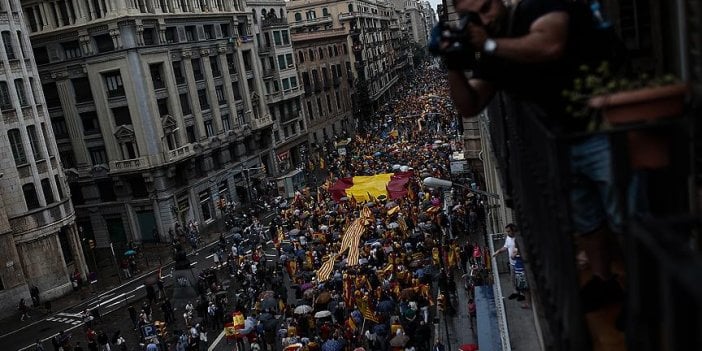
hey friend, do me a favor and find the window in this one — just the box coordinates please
[198,88,209,110]
[15,79,27,106]
[165,27,178,43]
[180,93,191,114]
[297,51,304,63]
[273,31,282,46]
[282,30,290,45]
[2,31,15,60]
[89,147,107,165]
[203,24,214,39]
[112,106,132,126]
[0,81,11,109]
[33,47,50,64]
[157,98,169,116]
[48,117,69,141]
[215,85,225,104]
[308,49,314,61]
[322,8,329,16]
[282,78,290,90]
[149,63,165,89]
[306,101,313,120]
[226,53,236,72]
[62,40,81,59]
[55,175,64,199]
[205,120,214,137]
[277,55,285,70]
[94,33,115,52]
[23,183,40,210]
[222,113,231,131]
[232,82,241,100]
[96,179,116,201]
[27,125,43,160]
[185,26,196,41]
[8,129,27,165]
[72,77,93,103]
[199,190,212,221]
[104,71,125,97]
[80,111,100,135]
[220,23,230,37]
[326,94,332,112]
[192,58,203,80]
[335,91,342,109]
[143,27,156,45]
[170,62,183,85]
[286,53,293,68]
[295,13,302,21]
[41,179,55,204]
[318,48,324,59]
[328,46,333,57]
[210,56,221,77]
[186,125,196,142]
[316,97,323,116]
[290,76,297,88]
[69,183,84,205]
[334,45,339,56]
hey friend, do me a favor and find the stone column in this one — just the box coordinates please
[216,46,237,123]
[235,49,253,115]
[182,51,206,140]
[54,73,90,167]
[67,224,89,281]
[200,50,223,133]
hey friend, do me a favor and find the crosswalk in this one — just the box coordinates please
[45,313,83,326]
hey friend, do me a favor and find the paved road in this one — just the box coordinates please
[3,215,277,351]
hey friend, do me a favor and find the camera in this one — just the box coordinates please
[428,12,482,70]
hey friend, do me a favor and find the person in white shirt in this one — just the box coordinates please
[492,224,524,301]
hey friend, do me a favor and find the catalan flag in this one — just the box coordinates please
[316,253,336,282]
[356,296,379,323]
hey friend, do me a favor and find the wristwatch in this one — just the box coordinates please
[483,38,497,55]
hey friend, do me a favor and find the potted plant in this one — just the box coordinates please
[563,62,689,169]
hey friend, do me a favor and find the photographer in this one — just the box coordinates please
[433,0,624,313]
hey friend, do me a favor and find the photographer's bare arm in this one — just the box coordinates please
[448,11,569,117]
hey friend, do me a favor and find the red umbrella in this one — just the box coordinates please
[459,344,479,351]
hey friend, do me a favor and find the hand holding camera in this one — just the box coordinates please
[428,13,484,70]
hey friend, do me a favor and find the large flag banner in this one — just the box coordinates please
[328,172,413,202]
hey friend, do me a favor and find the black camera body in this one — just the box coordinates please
[428,12,482,70]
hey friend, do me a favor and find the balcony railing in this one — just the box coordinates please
[110,157,151,173]
[250,114,273,129]
[486,92,699,350]
[167,143,196,163]
[290,16,333,29]
[261,17,288,29]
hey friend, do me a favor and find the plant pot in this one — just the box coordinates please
[588,83,689,169]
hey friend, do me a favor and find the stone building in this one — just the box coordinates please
[249,0,308,175]
[21,0,274,248]
[286,0,402,115]
[0,0,87,315]
[402,0,428,47]
[292,28,354,151]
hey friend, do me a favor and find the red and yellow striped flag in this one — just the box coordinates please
[356,296,379,323]
[316,253,336,282]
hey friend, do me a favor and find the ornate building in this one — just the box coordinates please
[0,0,87,315]
[21,0,274,248]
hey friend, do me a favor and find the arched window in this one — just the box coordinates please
[328,46,333,57]
[294,12,302,21]
[280,8,284,18]
[348,3,353,12]
[308,49,314,61]
[322,7,329,16]
[333,45,339,56]
[318,48,324,59]
[298,51,304,63]
[342,44,347,54]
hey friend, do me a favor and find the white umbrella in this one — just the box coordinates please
[314,310,332,318]
[400,166,409,172]
[294,305,313,315]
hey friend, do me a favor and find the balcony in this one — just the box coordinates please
[166,143,196,163]
[109,157,151,173]
[261,17,288,29]
[290,16,333,29]
[485,92,698,350]
[291,28,348,42]
[250,114,273,129]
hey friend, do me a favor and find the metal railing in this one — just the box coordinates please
[489,233,512,351]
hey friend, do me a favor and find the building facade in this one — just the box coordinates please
[292,28,354,159]
[403,0,428,47]
[0,0,87,315]
[21,0,274,248]
[249,0,308,175]
[286,0,402,117]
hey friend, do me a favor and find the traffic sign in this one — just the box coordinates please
[142,324,158,340]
